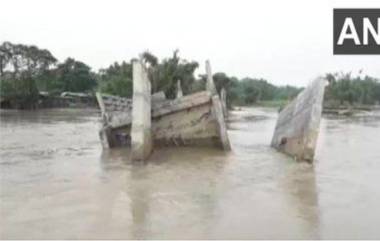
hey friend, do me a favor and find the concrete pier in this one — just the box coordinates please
[220,87,228,118]
[271,77,327,162]
[176,80,183,99]
[206,60,217,95]
[130,60,153,161]
[205,61,231,150]
[211,95,231,150]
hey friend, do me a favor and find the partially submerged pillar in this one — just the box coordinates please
[212,95,231,150]
[205,60,217,95]
[96,92,111,148]
[131,59,153,161]
[206,61,231,150]
[271,77,327,162]
[220,87,228,118]
[176,80,183,99]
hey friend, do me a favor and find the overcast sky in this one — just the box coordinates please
[1,0,379,86]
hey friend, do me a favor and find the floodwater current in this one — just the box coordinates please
[0,107,380,239]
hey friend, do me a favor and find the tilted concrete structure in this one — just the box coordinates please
[211,95,231,150]
[98,91,230,149]
[96,60,231,160]
[96,91,166,148]
[153,91,230,148]
[271,77,327,162]
[205,61,231,150]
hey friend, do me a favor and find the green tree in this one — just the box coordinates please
[98,61,133,97]
[53,58,96,92]
[324,72,380,106]
[0,41,57,108]
[143,50,199,98]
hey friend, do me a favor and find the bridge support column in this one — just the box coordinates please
[206,61,231,151]
[220,87,228,118]
[176,80,183,99]
[206,60,217,95]
[271,77,327,162]
[131,59,153,161]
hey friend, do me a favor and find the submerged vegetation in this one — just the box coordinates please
[1,41,380,109]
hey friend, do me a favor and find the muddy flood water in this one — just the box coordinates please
[1,107,380,239]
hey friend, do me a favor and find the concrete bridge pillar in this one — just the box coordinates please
[271,77,327,162]
[206,61,231,151]
[212,95,231,150]
[131,59,153,161]
[206,60,217,95]
[176,79,183,99]
[220,87,228,118]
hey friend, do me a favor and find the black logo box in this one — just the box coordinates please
[334,8,380,55]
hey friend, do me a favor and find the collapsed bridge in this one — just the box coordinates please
[96,59,230,161]
[95,57,328,163]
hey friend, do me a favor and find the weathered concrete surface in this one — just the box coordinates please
[211,95,231,150]
[130,60,153,161]
[95,60,230,152]
[95,92,132,148]
[95,91,167,149]
[95,92,107,118]
[97,91,165,114]
[205,61,230,150]
[152,91,220,147]
[271,77,327,162]
[96,92,111,148]
[176,80,183,98]
[106,92,224,147]
[152,91,166,103]
[97,94,132,113]
[97,91,230,150]
[206,60,217,95]
[220,87,228,118]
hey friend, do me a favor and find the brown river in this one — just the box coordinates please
[1,107,380,239]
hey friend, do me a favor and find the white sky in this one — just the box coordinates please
[0,0,379,86]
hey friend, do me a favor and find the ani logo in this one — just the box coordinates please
[334,9,380,54]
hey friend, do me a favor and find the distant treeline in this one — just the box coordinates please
[1,41,380,109]
[325,72,380,106]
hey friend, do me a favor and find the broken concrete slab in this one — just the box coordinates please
[130,59,153,161]
[95,60,231,154]
[97,93,132,113]
[95,91,167,148]
[97,91,165,116]
[152,91,225,147]
[95,93,132,124]
[271,77,327,162]
[95,92,133,148]
[100,91,230,149]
